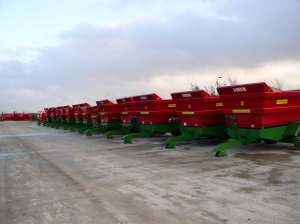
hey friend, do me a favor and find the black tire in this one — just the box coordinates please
[205,136,217,140]
[218,135,229,141]
[171,132,181,136]
[263,139,278,144]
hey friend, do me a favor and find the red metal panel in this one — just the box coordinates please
[90,105,100,125]
[38,111,46,122]
[72,103,90,120]
[58,106,66,119]
[49,107,56,120]
[64,106,74,115]
[58,106,65,115]
[217,82,300,128]
[44,108,50,116]
[64,105,75,122]
[54,107,60,117]
[72,104,82,120]
[116,97,137,123]
[96,100,121,122]
[80,103,91,117]
[132,93,176,125]
[171,90,224,127]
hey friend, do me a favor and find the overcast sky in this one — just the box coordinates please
[1,0,299,112]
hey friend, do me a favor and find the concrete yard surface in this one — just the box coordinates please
[1,121,300,223]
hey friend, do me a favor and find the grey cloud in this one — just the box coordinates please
[1,0,299,111]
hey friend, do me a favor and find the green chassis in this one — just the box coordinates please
[212,116,300,157]
[163,118,228,149]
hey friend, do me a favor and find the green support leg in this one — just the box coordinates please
[212,139,246,157]
[50,123,58,128]
[122,124,179,144]
[78,127,91,134]
[211,116,300,157]
[54,123,67,129]
[163,118,227,149]
[164,132,193,149]
[70,125,84,132]
[105,128,130,139]
[84,127,105,136]
[84,122,123,136]
[122,130,150,144]
[45,122,53,127]
[105,123,139,139]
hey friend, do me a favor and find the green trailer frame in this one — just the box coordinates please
[122,116,180,144]
[105,116,141,139]
[212,82,300,157]
[78,115,93,133]
[85,118,123,136]
[163,118,228,149]
[212,116,300,157]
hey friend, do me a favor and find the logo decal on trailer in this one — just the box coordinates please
[233,87,247,92]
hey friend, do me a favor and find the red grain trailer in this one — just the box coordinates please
[213,82,300,157]
[163,90,227,149]
[122,93,179,144]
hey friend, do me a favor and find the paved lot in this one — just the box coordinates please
[1,121,300,223]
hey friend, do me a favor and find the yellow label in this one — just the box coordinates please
[182,112,195,115]
[74,113,78,115]
[232,109,251,113]
[141,112,149,114]
[216,102,223,107]
[122,112,128,114]
[100,112,105,115]
[168,104,176,107]
[276,99,288,104]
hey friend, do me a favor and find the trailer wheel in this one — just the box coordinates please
[205,136,217,140]
[218,135,229,140]
[171,132,181,136]
[294,137,300,148]
[263,139,278,144]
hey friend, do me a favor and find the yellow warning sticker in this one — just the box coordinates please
[100,112,105,115]
[122,112,128,114]
[182,112,195,115]
[168,104,176,107]
[216,102,223,107]
[276,99,288,104]
[141,112,149,114]
[232,109,251,113]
